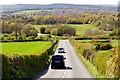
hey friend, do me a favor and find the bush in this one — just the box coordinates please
[95,43,112,50]
[43,35,51,41]
[83,49,93,60]
[67,18,83,24]
[30,30,38,37]
[2,34,16,41]
[3,34,9,37]
[26,36,35,40]
[40,27,46,34]
[8,36,16,41]
[95,44,101,50]
[57,25,76,36]
[21,24,38,37]
[51,29,58,35]
[74,36,93,40]
[101,44,112,50]
[45,28,51,34]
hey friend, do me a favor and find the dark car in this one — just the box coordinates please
[58,48,65,53]
[51,55,66,69]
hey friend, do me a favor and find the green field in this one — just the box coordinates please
[33,24,96,35]
[77,40,119,47]
[13,10,42,15]
[68,24,96,35]
[33,25,50,33]
[0,41,51,55]
[13,10,53,15]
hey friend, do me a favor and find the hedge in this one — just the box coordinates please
[1,40,58,80]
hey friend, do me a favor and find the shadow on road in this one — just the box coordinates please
[58,51,66,53]
[52,66,72,70]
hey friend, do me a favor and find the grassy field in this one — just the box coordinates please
[33,25,49,33]
[13,10,42,15]
[69,24,96,35]
[77,40,119,47]
[33,24,96,35]
[0,41,51,55]
[13,10,53,15]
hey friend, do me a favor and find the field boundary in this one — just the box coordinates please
[1,40,58,79]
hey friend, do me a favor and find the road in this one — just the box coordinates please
[35,40,93,79]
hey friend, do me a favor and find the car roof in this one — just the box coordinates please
[58,48,64,49]
[52,55,63,57]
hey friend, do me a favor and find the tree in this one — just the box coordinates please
[83,18,89,24]
[9,22,15,33]
[2,21,9,33]
[57,25,76,36]
[44,16,56,24]
[67,18,83,24]
[51,29,58,35]
[21,24,38,38]
[35,17,43,25]
[65,27,76,36]
[85,29,94,36]
[40,27,46,34]
[30,30,38,37]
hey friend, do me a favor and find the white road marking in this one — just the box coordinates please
[64,70,67,75]
[61,75,64,78]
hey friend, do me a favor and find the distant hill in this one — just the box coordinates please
[1,3,117,15]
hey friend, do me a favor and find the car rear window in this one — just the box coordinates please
[58,48,64,50]
[52,56,63,60]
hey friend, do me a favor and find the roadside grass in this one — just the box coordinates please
[77,53,99,77]
[71,41,98,77]
[94,50,111,77]
[0,41,51,55]
[70,39,119,78]
[112,40,119,47]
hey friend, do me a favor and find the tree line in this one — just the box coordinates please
[0,12,119,41]
[0,20,38,41]
[40,24,76,36]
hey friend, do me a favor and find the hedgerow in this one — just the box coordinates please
[2,40,58,80]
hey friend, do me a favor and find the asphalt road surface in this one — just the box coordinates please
[35,40,93,79]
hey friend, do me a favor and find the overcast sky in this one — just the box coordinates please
[0,0,119,5]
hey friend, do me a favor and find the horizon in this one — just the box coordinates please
[0,3,118,6]
[0,0,119,5]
